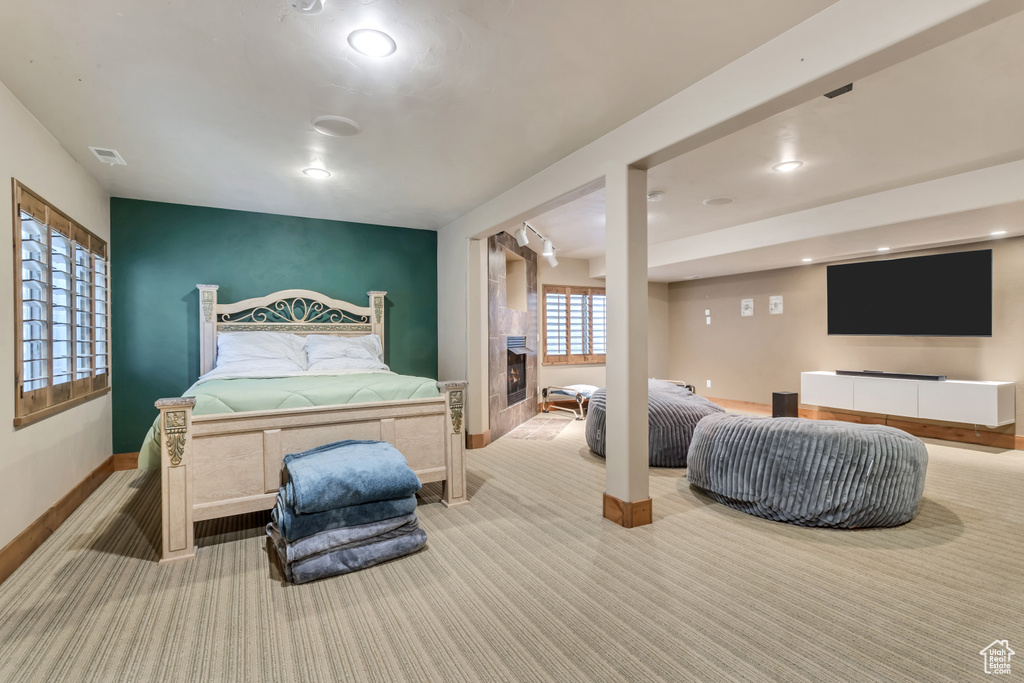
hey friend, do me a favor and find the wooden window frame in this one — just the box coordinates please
[13,180,110,427]
[542,284,606,366]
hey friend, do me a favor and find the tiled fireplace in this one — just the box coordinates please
[487,232,538,440]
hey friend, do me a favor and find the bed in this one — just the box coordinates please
[151,285,467,564]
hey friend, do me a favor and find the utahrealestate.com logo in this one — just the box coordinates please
[980,640,1014,675]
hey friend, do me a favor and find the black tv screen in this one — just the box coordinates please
[827,249,992,336]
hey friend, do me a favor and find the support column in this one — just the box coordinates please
[603,164,651,527]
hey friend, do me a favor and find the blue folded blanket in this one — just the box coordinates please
[283,439,422,514]
[267,513,419,564]
[272,495,419,542]
[279,529,428,584]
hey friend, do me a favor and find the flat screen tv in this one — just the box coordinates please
[827,249,992,336]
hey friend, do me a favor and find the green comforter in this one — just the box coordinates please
[137,373,440,470]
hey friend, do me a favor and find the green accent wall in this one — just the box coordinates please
[110,198,438,453]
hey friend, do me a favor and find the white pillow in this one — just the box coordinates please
[216,331,308,371]
[305,334,384,363]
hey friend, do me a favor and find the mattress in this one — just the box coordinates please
[136,372,440,470]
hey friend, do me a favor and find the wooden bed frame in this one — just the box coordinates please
[155,285,467,564]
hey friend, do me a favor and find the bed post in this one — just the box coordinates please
[367,290,387,350]
[437,380,469,507]
[197,284,219,376]
[156,397,197,563]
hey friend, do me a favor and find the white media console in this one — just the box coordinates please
[800,371,1015,428]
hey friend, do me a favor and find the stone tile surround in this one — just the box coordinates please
[488,232,538,440]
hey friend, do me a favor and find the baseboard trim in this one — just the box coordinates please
[0,455,114,586]
[113,452,139,471]
[603,493,652,528]
[706,396,1022,451]
[466,431,491,449]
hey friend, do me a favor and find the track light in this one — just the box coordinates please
[514,222,557,266]
[514,225,530,247]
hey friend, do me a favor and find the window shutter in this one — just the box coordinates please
[569,289,590,360]
[93,254,109,390]
[51,228,74,398]
[542,284,606,365]
[545,288,567,358]
[72,237,95,395]
[19,210,50,408]
[13,182,110,426]
[591,292,607,355]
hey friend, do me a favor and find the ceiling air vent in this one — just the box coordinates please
[88,147,126,166]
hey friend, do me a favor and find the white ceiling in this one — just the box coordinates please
[0,0,834,230]
[528,10,1024,277]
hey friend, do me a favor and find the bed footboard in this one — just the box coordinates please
[155,381,468,563]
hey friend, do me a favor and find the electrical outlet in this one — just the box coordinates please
[706,316,711,325]
[706,379,711,388]
[705,309,711,316]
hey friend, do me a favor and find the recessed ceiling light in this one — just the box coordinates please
[991,230,1008,236]
[302,167,331,179]
[802,258,813,263]
[702,196,734,206]
[877,246,890,252]
[313,115,362,137]
[772,160,803,173]
[347,29,397,57]
[647,191,665,202]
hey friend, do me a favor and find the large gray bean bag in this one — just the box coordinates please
[686,413,928,528]
[586,380,725,467]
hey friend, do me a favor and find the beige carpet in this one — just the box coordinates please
[0,421,1021,682]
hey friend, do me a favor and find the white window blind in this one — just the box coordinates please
[13,182,110,426]
[543,285,606,365]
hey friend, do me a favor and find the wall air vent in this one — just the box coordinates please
[88,147,126,166]
[824,83,853,99]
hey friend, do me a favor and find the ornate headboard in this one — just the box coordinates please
[196,284,386,376]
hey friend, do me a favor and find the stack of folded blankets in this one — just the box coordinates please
[268,439,427,584]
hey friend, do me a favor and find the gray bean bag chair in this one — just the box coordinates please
[686,413,928,528]
[586,380,725,467]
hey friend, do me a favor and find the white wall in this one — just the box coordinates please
[535,256,669,401]
[0,80,111,549]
